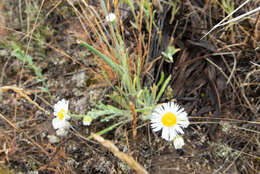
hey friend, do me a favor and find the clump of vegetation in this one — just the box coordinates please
[11,42,50,95]
[0,0,259,173]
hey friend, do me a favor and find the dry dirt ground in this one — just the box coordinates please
[0,0,260,174]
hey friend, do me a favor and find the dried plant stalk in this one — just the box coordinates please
[91,133,149,174]
[0,86,47,112]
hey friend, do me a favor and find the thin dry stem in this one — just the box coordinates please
[0,86,48,114]
[91,133,149,174]
[130,102,137,160]
[0,113,50,157]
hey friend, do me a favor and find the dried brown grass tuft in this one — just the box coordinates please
[67,0,154,87]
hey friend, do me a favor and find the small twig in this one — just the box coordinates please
[0,86,49,114]
[0,113,50,157]
[91,133,149,174]
[205,58,229,80]
[222,137,253,173]
[227,54,237,84]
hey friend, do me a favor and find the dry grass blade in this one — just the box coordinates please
[223,137,253,173]
[219,6,260,27]
[201,0,253,39]
[0,113,50,157]
[91,133,149,174]
[0,86,49,114]
[130,102,137,160]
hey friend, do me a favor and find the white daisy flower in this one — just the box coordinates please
[53,99,70,121]
[83,115,92,126]
[52,117,71,130]
[150,102,189,141]
[173,136,184,149]
[105,13,116,23]
[52,99,71,136]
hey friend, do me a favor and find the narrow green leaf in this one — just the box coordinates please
[80,41,122,77]
[155,75,171,103]
[156,72,165,87]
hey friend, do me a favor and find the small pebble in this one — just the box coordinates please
[47,135,60,144]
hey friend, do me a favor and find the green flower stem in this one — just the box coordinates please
[70,114,88,117]
[135,108,154,113]
[87,121,123,139]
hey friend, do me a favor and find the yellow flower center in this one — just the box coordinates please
[83,116,92,123]
[161,112,177,127]
[58,109,66,120]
